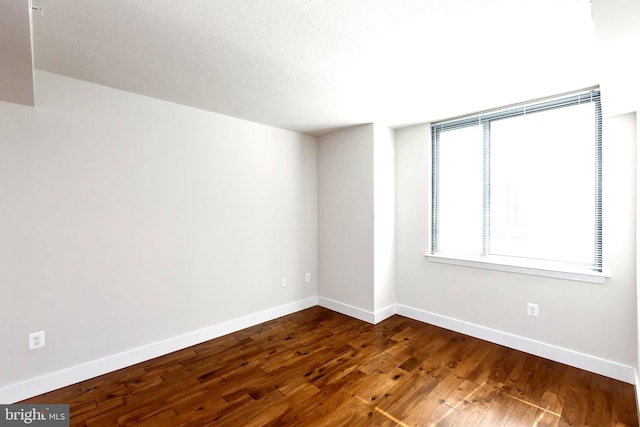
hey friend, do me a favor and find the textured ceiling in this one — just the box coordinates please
[31,0,597,135]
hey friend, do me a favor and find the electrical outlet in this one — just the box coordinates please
[305,272,311,282]
[29,331,45,350]
[281,278,287,288]
[527,303,539,318]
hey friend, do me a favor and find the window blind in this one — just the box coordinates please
[431,89,602,272]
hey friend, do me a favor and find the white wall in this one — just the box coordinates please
[0,0,34,106]
[637,111,640,386]
[636,108,640,424]
[0,71,317,392]
[318,124,375,312]
[395,114,637,369]
[317,123,396,320]
[592,0,640,117]
[373,124,395,312]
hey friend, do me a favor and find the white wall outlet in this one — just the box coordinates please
[29,331,45,350]
[305,272,311,282]
[527,303,539,318]
[281,278,287,288]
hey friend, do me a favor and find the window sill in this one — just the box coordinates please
[426,253,608,284]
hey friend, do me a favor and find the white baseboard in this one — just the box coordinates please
[374,304,396,324]
[396,304,635,384]
[318,297,374,323]
[3,297,634,403]
[316,297,396,325]
[0,296,318,404]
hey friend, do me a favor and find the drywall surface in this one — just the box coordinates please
[373,124,395,312]
[592,0,640,117]
[395,115,636,367]
[318,124,374,312]
[0,0,34,106]
[0,71,317,388]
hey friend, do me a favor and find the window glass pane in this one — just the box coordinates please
[437,125,484,255]
[489,102,595,265]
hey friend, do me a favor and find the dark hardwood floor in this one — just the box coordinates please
[22,306,638,426]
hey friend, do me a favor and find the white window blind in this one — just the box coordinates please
[431,90,602,273]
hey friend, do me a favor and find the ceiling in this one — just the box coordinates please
[12,1,601,135]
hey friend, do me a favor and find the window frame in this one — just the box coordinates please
[427,89,607,284]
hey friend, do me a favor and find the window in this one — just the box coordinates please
[430,90,603,282]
